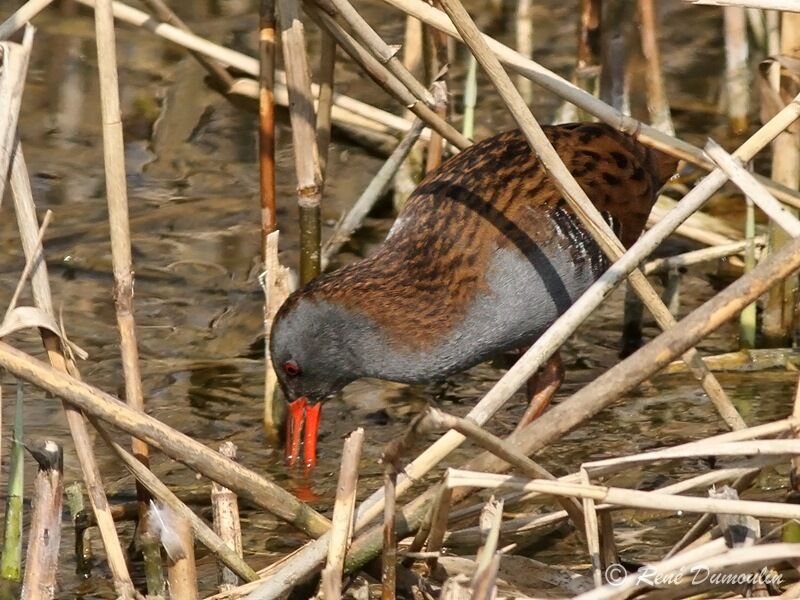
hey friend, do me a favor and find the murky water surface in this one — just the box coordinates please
[0,1,796,597]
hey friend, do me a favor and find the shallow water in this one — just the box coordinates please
[0,0,795,597]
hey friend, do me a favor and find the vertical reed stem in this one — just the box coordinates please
[515,0,533,104]
[381,464,397,600]
[741,197,757,348]
[763,13,799,347]
[277,0,322,284]
[0,383,24,583]
[20,441,63,600]
[462,53,477,138]
[167,514,199,600]
[637,0,674,135]
[92,0,162,592]
[260,0,277,242]
[211,442,243,592]
[317,32,336,180]
[724,6,749,134]
[394,15,424,211]
[423,10,448,174]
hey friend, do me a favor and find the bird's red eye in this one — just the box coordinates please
[283,360,301,377]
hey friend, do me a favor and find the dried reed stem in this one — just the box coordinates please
[644,238,762,275]
[437,0,742,429]
[515,0,533,104]
[278,0,322,284]
[212,442,244,592]
[424,486,452,572]
[317,32,336,179]
[693,0,800,11]
[94,423,258,582]
[0,0,53,40]
[166,513,198,600]
[93,0,161,591]
[5,209,52,319]
[637,0,674,135]
[20,441,63,600]
[469,497,502,599]
[261,231,292,443]
[381,463,397,600]
[260,0,277,240]
[0,383,24,583]
[325,429,364,600]
[724,6,750,133]
[579,468,602,587]
[446,469,800,519]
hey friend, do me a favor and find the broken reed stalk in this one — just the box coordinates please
[724,6,750,133]
[5,33,135,597]
[470,497,502,599]
[138,0,233,91]
[20,441,63,600]
[212,442,244,592]
[321,119,425,268]
[243,93,800,599]
[259,0,277,241]
[763,13,800,347]
[0,33,32,204]
[425,81,447,173]
[0,383,24,583]
[0,340,331,538]
[438,0,743,430]
[0,0,53,40]
[261,231,291,443]
[317,31,336,180]
[277,0,322,284]
[422,4,448,173]
[93,422,258,582]
[65,483,92,578]
[637,0,674,135]
[93,0,162,592]
[307,3,470,152]
[424,486,452,572]
[325,429,365,600]
[167,513,199,600]
[381,463,397,600]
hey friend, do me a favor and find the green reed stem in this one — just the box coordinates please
[740,197,756,349]
[462,53,477,139]
[0,383,24,582]
[299,201,322,284]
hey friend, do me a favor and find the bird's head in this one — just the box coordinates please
[269,291,362,405]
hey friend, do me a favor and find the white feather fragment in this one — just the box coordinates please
[147,500,186,561]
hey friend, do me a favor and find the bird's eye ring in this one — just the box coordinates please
[283,360,301,377]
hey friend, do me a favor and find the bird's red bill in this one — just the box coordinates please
[285,397,321,469]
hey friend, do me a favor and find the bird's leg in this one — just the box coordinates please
[514,351,564,434]
[285,397,307,466]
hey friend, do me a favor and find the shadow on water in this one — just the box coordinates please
[0,0,792,596]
